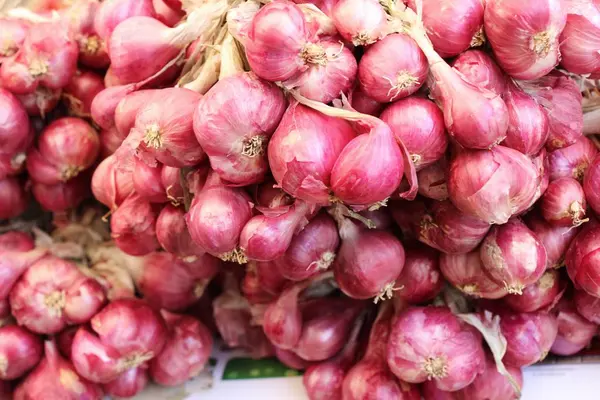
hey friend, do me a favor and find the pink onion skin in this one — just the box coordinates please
[57,326,77,359]
[334,218,405,300]
[502,81,549,155]
[548,137,598,182]
[27,117,100,185]
[525,211,579,269]
[484,0,566,79]
[9,256,107,335]
[387,306,485,391]
[0,231,34,252]
[566,225,600,297]
[14,340,103,400]
[193,72,286,186]
[16,87,62,118]
[358,34,427,103]
[395,245,443,304]
[94,0,156,42]
[0,18,29,61]
[103,367,148,398]
[0,21,78,94]
[504,269,563,313]
[31,174,90,212]
[99,126,124,158]
[255,178,293,209]
[461,355,523,400]
[574,289,600,324]
[406,0,484,58]
[448,145,539,224]
[331,0,388,46]
[63,70,106,117]
[110,194,159,256]
[0,325,43,380]
[499,310,558,367]
[275,212,339,281]
[541,177,587,226]
[559,1,600,74]
[303,362,346,400]
[263,283,304,349]
[451,50,507,95]
[65,0,110,69]
[0,177,27,219]
[350,86,384,116]
[0,88,31,155]
[275,346,311,370]
[91,154,134,210]
[551,298,597,356]
[149,312,213,386]
[153,0,185,27]
[480,218,547,295]
[440,251,507,299]
[186,186,254,258]
[156,205,205,258]
[71,298,168,384]
[0,245,45,299]
[90,84,136,130]
[417,160,449,201]
[268,102,355,204]
[584,154,600,215]
[245,1,309,82]
[380,97,447,171]
[421,381,461,400]
[114,89,161,137]
[133,158,167,203]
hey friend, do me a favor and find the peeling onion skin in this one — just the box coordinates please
[91,154,134,211]
[551,298,597,356]
[566,225,600,297]
[559,0,600,75]
[0,325,43,380]
[584,154,600,216]
[574,289,600,324]
[440,251,507,299]
[548,137,598,182]
[417,160,449,201]
[451,50,507,95]
[503,269,563,313]
[110,194,160,256]
[484,0,567,80]
[16,87,62,118]
[387,306,485,392]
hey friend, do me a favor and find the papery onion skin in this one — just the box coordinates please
[451,50,507,95]
[565,225,600,297]
[156,205,205,257]
[499,310,558,367]
[110,194,159,256]
[387,306,485,391]
[0,18,29,61]
[574,289,600,324]
[440,251,507,299]
[395,245,443,304]
[525,211,579,269]
[504,269,562,313]
[268,102,355,204]
[0,325,43,380]
[31,174,90,212]
[584,154,600,215]
[91,154,134,210]
[63,70,106,117]
[94,0,156,41]
[417,160,449,201]
[448,145,539,224]
[406,0,485,58]
[559,1,600,75]
[541,177,587,227]
[0,177,27,219]
[548,137,598,182]
[551,298,597,356]
[461,354,523,400]
[0,88,31,155]
[193,72,286,186]
[484,0,567,80]
[103,367,148,398]
[331,0,388,46]
[380,97,447,171]
[358,34,427,103]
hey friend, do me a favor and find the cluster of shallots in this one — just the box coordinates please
[3,0,600,399]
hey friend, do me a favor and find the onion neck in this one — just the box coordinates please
[169,3,229,49]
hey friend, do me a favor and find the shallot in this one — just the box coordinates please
[574,289,600,324]
[584,153,600,215]
[565,225,600,297]
[331,0,388,46]
[525,211,579,269]
[548,137,597,181]
[551,298,596,356]
[0,177,27,219]
[541,177,588,227]
[503,269,563,313]
[559,0,600,75]
[451,49,507,95]
[440,251,507,299]
[110,194,159,256]
[0,325,43,380]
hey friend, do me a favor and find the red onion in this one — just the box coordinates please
[461,354,523,400]
[525,211,579,269]
[417,160,449,201]
[501,80,549,155]
[149,312,213,386]
[551,298,597,356]
[566,225,600,297]
[440,251,507,299]
[574,289,600,324]
[132,158,167,203]
[584,154,600,215]
[91,84,137,130]
[350,86,384,116]
[0,18,29,61]
[387,306,485,391]
[0,151,27,179]
[275,212,339,281]
[405,24,508,149]
[241,266,278,305]
[519,73,583,150]
[450,50,507,95]
[91,154,134,211]
[294,297,364,361]
[0,231,34,252]
[406,0,484,57]
[504,269,563,313]
[275,346,311,370]
[499,310,558,367]
[99,127,124,158]
[114,88,161,137]
[156,205,203,257]
[395,245,443,304]
[541,177,588,226]
[10,255,106,334]
[103,367,148,398]
[380,97,447,170]
[263,281,305,349]
[31,174,90,212]
[27,117,100,185]
[0,88,31,155]
[104,66,123,87]
[255,178,293,209]
[16,86,62,117]
[14,340,102,400]
[186,185,253,261]
[0,177,27,219]
[94,0,156,42]
[71,298,167,384]
[57,326,78,359]
[153,0,185,27]
[484,0,566,79]
[560,0,600,75]
[193,72,286,186]
[110,194,159,256]
[331,0,387,46]
[63,70,105,117]
[0,21,78,94]
[549,137,597,182]
[65,0,110,68]
[421,381,460,400]
[127,252,219,311]
[448,146,540,224]
[268,102,355,204]
[333,215,405,300]
[0,325,43,380]
[358,34,426,103]
[246,260,288,300]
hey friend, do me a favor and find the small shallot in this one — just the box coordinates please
[584,154,600,215]
[91,154,134,211]
[574,289,600,324]
[331,0,388,46]
[541,177,588,227]
[156,205,204,258]
[394,245,443,304]
[0,325,43,380]
[440,251,506,299]
[110,194,159,256]
[0,177,27,219]
[525,211,579,269]
[551,298,596,356]
[451,49,507,95]
[548,136,598,181]
[560,0,600,75]
[503,269,563,313]
[565,225,600,297]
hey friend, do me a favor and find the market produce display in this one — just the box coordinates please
[2,0,600,398]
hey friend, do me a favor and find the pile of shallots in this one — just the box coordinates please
[3,0,600,398]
